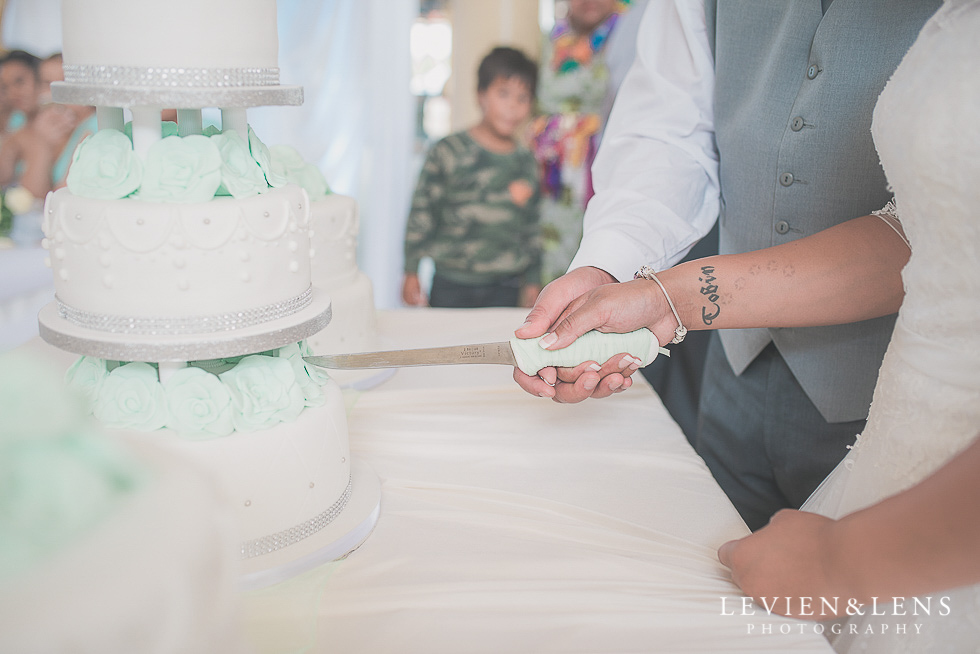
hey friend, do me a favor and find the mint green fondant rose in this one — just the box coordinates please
[219,355,305,431]
[93,362,168,431]
[163,367,234,437]
[278,342,328,407]
[65,356,109,408]
[299,340,330,385]
[65,129,142,200]
[210,131,270,198]
[138,134,222,203]
[269,144,330,198]
[248,126,287,188]
[202,125,222,137]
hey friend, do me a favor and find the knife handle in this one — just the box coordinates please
[508,328,668,376]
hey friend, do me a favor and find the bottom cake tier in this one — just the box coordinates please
[121,378,380,589]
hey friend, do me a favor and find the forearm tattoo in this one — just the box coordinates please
[699,265,721,325]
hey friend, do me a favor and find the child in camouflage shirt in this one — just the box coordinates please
[402,47,542,308]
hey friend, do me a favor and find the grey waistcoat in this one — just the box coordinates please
[705,0,940,422]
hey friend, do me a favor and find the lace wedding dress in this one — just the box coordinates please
[802,0,980,650]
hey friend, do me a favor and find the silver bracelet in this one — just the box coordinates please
[634,265,687,344]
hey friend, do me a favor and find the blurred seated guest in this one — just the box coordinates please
[0,50,41,139]
[529,0,642,285]
[0,53,96,198]
[402,47,542,309]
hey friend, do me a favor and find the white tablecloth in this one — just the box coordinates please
[244,308,833,653]
[0,246,54,352]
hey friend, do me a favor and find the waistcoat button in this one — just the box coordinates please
[791,116,805,131]
[779,172,795,186]
[775,220,791,235]
[807,64,819,79]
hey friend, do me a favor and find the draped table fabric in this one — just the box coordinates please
[0,246,55,352]
[244,308,833,653]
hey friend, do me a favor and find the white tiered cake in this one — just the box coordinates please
[307,194,379,356]
[41,0,380,590]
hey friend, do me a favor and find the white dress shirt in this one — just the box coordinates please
[568,1,718,282]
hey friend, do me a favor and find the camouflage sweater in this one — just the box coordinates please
[404,131,542,285]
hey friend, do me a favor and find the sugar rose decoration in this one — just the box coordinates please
[66,128,143,200]
[93,362,169,431]
[270,144,330,198]
[65,356,109,407]
[211,131,270,199]
[248,126,287,189]
[278,342,328,407]
[163,367,234,436]
[138,134,222,203]
[219,355,306,431]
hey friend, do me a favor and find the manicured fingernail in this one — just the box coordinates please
[608,379,623,391]
[618,355,633,369]
[583,377,598,391]
[627,360,641,371]
[588,363,601,372]
[539,333,557,349]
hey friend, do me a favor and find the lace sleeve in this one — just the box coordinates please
[871,197,911,251]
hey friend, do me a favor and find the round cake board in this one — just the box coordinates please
[38,289,332,362]
[51,82,303,109]
[238,458,381,592]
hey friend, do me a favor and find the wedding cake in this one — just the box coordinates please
[307,192,379,356]
[39,0,381,590]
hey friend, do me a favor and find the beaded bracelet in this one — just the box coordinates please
[634,265,687,345]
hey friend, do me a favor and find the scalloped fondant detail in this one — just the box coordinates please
[242,188,303,241]
[52,197,106,245]
[103,202,176,254]
[178,204,241,251]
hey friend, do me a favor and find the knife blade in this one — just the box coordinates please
[303,328,668,377]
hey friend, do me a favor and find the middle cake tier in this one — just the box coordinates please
[44,184,313,325]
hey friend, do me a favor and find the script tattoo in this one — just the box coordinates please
[699,266,721,325]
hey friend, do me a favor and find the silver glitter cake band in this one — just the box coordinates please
[241,478,353,560]
[63,64,280,88]
[57,287,313,335]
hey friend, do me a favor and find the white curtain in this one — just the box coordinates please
[2,0,418,310]
[1,0,62,57]
[251,0,418,309]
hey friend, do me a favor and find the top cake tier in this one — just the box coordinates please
[53,0,302,108]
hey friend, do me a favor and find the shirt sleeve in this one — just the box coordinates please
[403,140,448,274]
[569,0,719,282]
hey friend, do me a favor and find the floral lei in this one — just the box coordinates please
[550,0,632,74]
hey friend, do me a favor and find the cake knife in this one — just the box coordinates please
[303,328,669,377]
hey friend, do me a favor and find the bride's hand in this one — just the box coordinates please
[718,509,855,620]
[542,279,681,353]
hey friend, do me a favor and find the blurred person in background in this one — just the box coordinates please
[0,50,41,140]
[529,0,647,286]
[0,53,96,199]
[403,46,542,309]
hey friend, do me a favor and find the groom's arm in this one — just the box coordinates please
[539,214,911,354]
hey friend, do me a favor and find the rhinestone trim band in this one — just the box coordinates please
[63,64,280,88]
[241,478,353,560]
[57,287,313,335]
